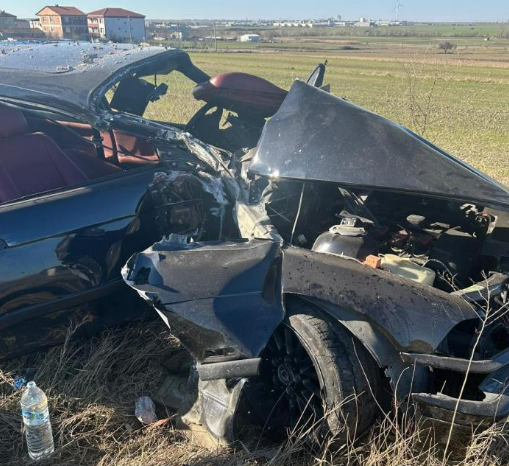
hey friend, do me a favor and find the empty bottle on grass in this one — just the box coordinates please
[21,381,54,460]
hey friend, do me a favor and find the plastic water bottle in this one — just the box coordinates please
[20,381,55,460]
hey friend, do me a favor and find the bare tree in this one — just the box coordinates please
[401,56,442,138]
[438,41,457,55]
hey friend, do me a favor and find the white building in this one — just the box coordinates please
[88,8,145,42]
[355,17,375,28]
[239,34,261,43]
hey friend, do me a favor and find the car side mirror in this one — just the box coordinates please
[110,76,155,116]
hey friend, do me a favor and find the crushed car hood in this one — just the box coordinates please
[249,80,509,210]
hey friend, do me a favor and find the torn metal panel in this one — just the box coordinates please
[410,350,509,423]
[401,348,509,374]
[180,372,246,443]
[123,237,480,362]
[174,131,234,177]
[413,387,509,422]
[281,246,479,353]
[250,80,509,210]
[122,239,283,362]
[197,358,261,381]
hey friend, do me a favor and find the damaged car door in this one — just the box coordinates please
[0,166,209,358]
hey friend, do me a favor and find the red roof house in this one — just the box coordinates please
[36,5,88,40]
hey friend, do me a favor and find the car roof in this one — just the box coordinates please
[0,41,187,122]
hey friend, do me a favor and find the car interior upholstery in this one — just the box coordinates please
[0,103,159,203]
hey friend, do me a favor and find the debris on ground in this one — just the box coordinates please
[154,375,188,410]
[135,396,158,425]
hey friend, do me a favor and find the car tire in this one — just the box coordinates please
[241,297,381,444]
[286,299,381,441]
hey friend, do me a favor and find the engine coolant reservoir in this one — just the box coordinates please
[381,254,436,286]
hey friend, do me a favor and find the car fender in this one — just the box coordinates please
[295,295,428,398]
[124,240,478,371]
[281,246,479,355]
[122,238,284,363]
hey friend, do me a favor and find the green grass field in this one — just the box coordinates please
[146,49,509,186]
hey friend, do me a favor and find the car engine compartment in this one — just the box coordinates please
[259,179,509,301]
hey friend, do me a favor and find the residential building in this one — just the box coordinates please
[239,34,261,43]
[36,5,88,39]
[88,8,145,42]
[30,18,42,29]
[0,10,16,28]
[0,11,45,39]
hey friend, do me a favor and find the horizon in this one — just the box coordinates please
[8,1,509,23]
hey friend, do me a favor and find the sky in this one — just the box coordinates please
[9,0,509,22]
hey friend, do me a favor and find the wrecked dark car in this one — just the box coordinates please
[123,67,509,443]
[2,41,509,448]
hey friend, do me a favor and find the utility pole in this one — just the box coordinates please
[213,21,218,52]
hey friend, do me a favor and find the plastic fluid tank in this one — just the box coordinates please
[381,254,436,286]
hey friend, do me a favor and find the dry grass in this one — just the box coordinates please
[1,317,508,465]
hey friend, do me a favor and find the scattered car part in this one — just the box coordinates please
[135,396,157,425]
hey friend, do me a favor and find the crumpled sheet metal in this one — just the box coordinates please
[122,239,283,362]
[282,246,479,354]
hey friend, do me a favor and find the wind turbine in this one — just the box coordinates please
[393,0,404,21]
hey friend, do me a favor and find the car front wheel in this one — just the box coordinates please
[241,298,382,444]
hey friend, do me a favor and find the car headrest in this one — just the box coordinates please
[0,103,28,138]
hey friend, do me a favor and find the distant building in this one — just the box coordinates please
[0,10,16,29]
[239,33,261,43]
[355,17,375,28]
[0,10,45,39]
[88,8,145,42]
[15,19,30,29]
[376,19,402,26]
[30,18,42,29]
[275,20,316,28]
[146,20,188,41]
[168,30,187,40]
[36,5,88,39]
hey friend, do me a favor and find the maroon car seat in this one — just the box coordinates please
[0,103,91,203]
[193,72,288,119]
